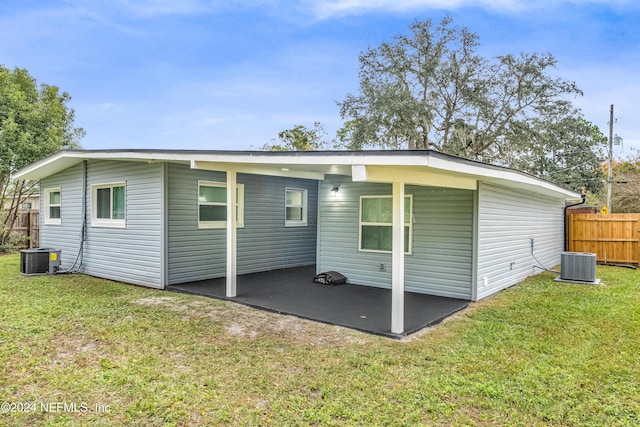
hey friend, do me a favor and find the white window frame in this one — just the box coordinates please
[358,194,413,254]
[91,182,126,228]
[285,188,308,227]
[197,181,245,229]
[44,188,61,226]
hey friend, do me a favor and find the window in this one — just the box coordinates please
[285,188,308,227]
[359,195,412,254]
[91,183,125,227]
[44,188,61,225]
[198,181,244,229]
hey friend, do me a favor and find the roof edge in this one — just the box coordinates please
[13,148,581,199]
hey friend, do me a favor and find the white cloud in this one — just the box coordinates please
[306,0,638,19]
[108,0,212,16]
[197,116,225,126]
[309,0,527,19]
[72,0,287,18]
[53,0,639,21]
[98,102,118,111]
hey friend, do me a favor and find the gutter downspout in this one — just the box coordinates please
[564,194,586,252]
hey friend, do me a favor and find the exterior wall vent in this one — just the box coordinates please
[20,248,61,275]
[560,252,597,282]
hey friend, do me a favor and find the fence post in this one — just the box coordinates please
[568,213,574,252]
[31,210,39,248]
[27,210,32,248]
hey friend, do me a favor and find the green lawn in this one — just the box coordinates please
[0,254,638,426]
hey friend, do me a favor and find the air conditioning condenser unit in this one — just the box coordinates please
[559,252,598,283]
[20,248,62,275]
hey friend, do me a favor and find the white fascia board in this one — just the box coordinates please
[481,178,580,200]
[195,153,576,198]
[190,160,326,180]
[13,150,193,180]
[425,155,580,199]
[14,150,580,200]
[70,150,194,165]
[13,152,84,180]
[353,156,579,199]
[188,152,429,167]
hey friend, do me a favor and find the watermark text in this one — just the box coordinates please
[1,401,111,413]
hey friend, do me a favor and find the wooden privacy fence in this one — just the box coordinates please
[12,210,40,248]
[568,213,640,265]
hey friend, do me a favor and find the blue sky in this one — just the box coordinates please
[2,0,639,155]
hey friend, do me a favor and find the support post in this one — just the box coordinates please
[226,170,237,297]
[607,104,614,213]
[391,181,405,334]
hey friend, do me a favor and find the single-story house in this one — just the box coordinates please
[15,149,580,334]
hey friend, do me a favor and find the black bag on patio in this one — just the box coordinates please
[313,271,347,286]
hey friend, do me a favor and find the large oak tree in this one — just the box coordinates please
[338,17,605,192]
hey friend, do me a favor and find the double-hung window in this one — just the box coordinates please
[359,195,412,254]
[285,188,308,227]
[198,181,244,229]
[91,183,126,227]
[44,188,61,225]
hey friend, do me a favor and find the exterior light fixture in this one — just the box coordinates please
[331,186,339,197]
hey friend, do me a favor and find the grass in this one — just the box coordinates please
[0,253,638,426]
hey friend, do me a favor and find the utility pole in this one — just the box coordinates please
[607,104,614,212]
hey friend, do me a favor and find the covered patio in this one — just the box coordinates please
[168,265,469,338]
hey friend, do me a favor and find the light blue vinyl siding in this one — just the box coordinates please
[317,180,474,299]
[82,160,164,288]
[476,182,565,300]
[167,165,225,283]
[167,163,318,285]
[40,163,84,271]
[407,185,474,298]
[39,160,165,288]
[239,174,317,273]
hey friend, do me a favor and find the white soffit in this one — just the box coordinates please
[351,164,478,190]
[13,154,84,180]
[190,160,349,180]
